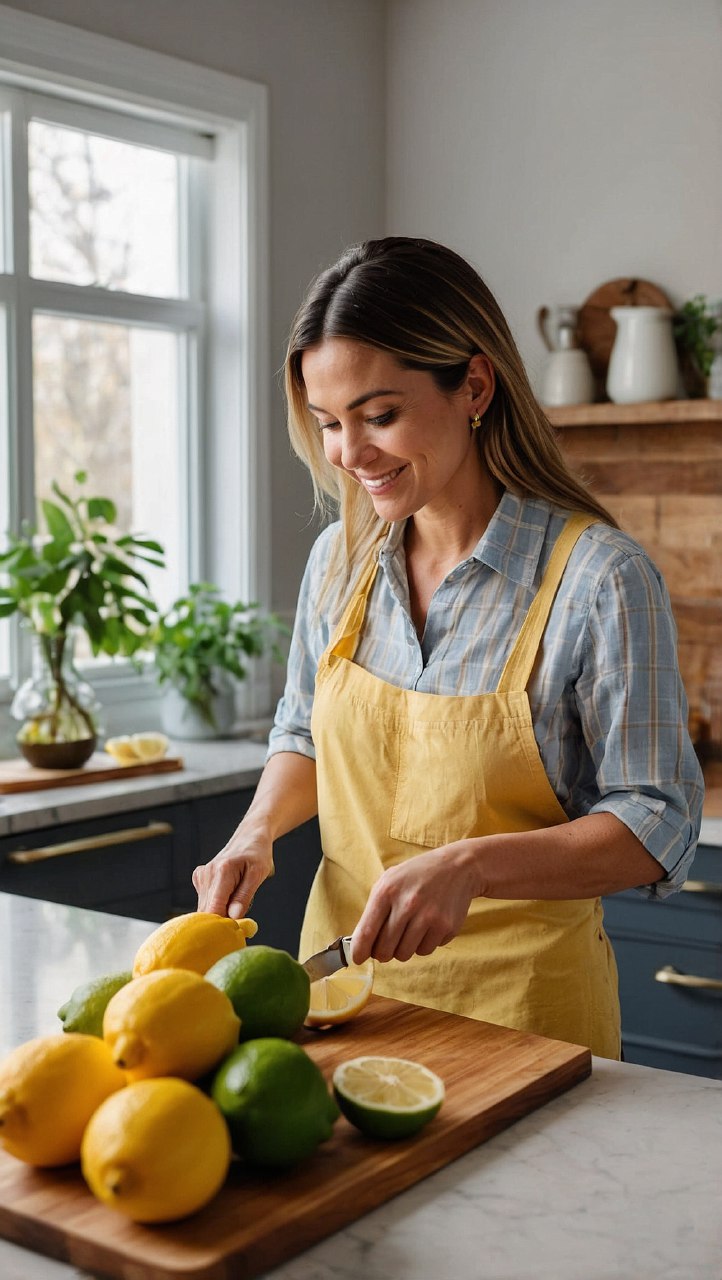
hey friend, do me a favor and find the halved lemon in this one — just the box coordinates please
[104,736,140,765]
[105,733,169,766]
[332,1055,445,1139]
[130,733,169,763]
[304,959,374,1028]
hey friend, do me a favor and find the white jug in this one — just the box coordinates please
[538,305,595,406]
[606,307,678,404]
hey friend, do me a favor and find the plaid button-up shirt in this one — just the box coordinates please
[268,490,704,898]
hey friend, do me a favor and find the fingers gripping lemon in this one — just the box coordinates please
[103,968,240,1082]
[0,1034,126,1167]
[132,911,258,977]
[82,1078,231,1223]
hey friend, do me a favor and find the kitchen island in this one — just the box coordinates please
[0,893,720,1280]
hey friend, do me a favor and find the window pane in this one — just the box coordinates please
[29,121,180,297]
[32,315,184,647]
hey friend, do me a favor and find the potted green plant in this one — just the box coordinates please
[152,584,287,740]
[673,295,720,398]
[0,472,164,768]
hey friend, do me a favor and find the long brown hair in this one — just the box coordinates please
[285,237,615,601]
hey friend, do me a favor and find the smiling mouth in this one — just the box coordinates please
[358,465,407,492]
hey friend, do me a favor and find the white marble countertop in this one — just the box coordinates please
[1,893,721,1280]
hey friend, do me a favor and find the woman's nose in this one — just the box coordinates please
[339,426,376,472]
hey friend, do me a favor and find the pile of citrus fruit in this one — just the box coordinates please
[0,912,444,1225]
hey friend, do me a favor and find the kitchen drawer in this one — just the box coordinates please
[0,806,185,917]
[611,932,722,1057]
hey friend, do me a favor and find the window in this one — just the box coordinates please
[0,8,270,722]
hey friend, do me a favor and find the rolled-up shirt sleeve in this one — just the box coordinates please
[574,549,704,899]
[266,524,337,763]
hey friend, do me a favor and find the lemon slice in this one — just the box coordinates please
[332,1055,445,1139]
[104,733,169,766]
[304,959,374,1028]
[104,736,140,765]
[130,732,169,763]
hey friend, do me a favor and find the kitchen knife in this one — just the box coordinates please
[301,936,354,982]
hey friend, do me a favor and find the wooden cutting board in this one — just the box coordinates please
[0,754,184,793]
[0,995,591,1280]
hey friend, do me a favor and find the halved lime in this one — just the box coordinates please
[332,1055,445,1140]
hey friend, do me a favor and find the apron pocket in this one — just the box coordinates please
[389,719,482,848]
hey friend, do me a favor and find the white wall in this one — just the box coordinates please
[386,0,722,393]
[1,0,387,616]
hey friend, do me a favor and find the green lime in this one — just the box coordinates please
[57,970,133,1038]
[210,1038,339,1168]
[332,1056,445,1140]
[205,944,310,1040]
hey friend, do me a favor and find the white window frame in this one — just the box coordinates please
[0,3,271,722]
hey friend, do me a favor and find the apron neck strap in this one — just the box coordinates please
[496,512,596,694]
[328,553,380,661]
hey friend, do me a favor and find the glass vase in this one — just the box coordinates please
[11,629,101,768]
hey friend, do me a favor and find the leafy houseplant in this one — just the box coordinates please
[0,472,164,767]
[152,584,286,740]
[673,295,720,397]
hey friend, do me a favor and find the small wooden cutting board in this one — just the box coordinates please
[0,995,591,1280]
[0,754,184,794]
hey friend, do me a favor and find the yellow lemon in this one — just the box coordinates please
[132,911,258,977]
[103,968,240,1082]
[0,1033,126,1167]
[81,1077,231,1222]
[305,959,374,1028]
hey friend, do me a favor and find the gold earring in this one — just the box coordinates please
[470,412,482,430]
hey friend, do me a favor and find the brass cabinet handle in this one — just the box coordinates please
[681,879,722,897]
[655,964,722,992]
[6,822,174,865]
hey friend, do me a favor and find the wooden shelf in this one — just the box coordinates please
[546,399,722,429]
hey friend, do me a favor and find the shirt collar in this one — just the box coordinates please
[379,490,555,592]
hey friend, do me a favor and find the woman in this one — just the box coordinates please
[194,237,704,1058]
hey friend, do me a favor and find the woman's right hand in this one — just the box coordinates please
[192,825,274,920]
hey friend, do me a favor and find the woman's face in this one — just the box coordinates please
[301,338,494,524]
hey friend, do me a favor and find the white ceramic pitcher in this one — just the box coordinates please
[606,306,678,404]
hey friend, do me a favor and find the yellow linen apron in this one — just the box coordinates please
[300,513,621,1058]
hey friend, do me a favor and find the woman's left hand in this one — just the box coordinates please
[350,840,480,964]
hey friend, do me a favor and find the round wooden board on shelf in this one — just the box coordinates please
[577,277,674,398]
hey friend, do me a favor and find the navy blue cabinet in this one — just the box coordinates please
[603,843,722,1078]
[0,803,193,922]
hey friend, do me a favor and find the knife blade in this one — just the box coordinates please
[301,935,354,982]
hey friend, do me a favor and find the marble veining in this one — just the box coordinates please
[1,894,721,1280]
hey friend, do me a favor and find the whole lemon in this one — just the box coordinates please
[103,968,240,1082]
[206,944,310,1040]
[132,911,258,977]
[81,1077,231,1222]
[0,1034,126,1167]
[211,1038,339,1168]
[57,970,133,1038]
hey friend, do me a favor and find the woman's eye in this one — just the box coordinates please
[317,420,340,431]
[368,410,395,427]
